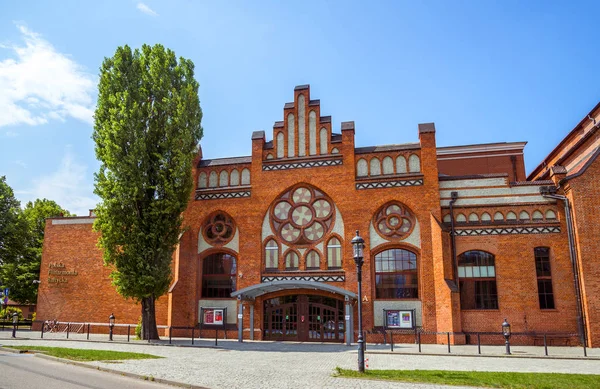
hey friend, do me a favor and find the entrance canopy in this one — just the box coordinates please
[231,280,357,300]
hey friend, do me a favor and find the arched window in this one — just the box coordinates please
[198,172,207,188]
[265,240,279,270]
[230,169,240,186]
[382,156,394,175]
[369,158,381,176]
[374,249,418,299]
[396,156,407,173]
[202,253,236,298]
[276,132,285,158]
[285,251,299,270]
[219,170,229,187]
[241,168,250,185]
[458,251,497,309]
[356,159,368,177]
[408,154,420,173]
[327,237,342,268]
[306,250,320,269]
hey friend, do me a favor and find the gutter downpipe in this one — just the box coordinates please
[449,192,459,282]
[541,191,587,348]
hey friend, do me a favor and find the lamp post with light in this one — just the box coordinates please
[109,313,115,341]
[502,318,511,355]
[351,230,365,373]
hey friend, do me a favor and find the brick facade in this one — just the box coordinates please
[37,86,599,346]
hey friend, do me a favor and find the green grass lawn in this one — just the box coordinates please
[334,368,600,389]
[5,346,162,362]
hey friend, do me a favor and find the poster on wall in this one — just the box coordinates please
[384,309,415,329]
[201,307,226,326]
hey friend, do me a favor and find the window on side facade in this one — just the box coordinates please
[202,253,237,298]
[458,251,498,309]
[374,248,418,299]
[264,240,279,270]
[327,237,342,269]
[535,247,555,309]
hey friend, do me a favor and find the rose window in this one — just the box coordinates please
[373,201,415,240]
[203,212,235,245]
[271,186,335,245]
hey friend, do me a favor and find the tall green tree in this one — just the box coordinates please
[0,176,28,301]
[93,44,202,339]
[1,178,72,303]
[16,199,72,303]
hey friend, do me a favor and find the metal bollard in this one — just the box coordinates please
[128,325,131,342]
[583,341,587,357]
[169,327,172,344]
[87,323,90,340]
[215,329,218,346]
[477,333,481,355]
[41,323,44,339]
[67,323,70,339]
[544,334,548,356]
[447,332,451,353]
[418,331,422,353]
[192,327,195,345]
[390,332,394,352]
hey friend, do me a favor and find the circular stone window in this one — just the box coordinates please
[373,201,416,240]
[203,212,235,245]
[270,185,335,245]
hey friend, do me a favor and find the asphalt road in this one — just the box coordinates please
[0,351,174,389]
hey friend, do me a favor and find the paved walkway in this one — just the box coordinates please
[1,330,599,389]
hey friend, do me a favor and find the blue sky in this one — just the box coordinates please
[1,1,599,215]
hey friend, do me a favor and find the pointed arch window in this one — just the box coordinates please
[306,250,320,270]
[327,237,342,269]
[285,251,299,270]
[265,240,279,270]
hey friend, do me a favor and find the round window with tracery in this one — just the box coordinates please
[373,201,415,240]
[270,186,335,245]
[203,212,235,245]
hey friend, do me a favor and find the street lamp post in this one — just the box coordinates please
[12,312,18,338]
[109,313,115,341]
[351,230,365,373]
[502,318,511,355]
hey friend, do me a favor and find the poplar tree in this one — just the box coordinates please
[93,44,202,340]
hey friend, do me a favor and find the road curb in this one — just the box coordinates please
[30,352,210,389]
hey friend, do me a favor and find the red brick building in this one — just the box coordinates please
[36,86,600,347]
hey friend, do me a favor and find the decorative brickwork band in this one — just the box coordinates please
[261,275,345,283]
[263,158,342,171]
[195,191,251,200]
[455,226,561,236]
[356,179,423,190]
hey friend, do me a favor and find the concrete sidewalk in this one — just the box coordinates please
[1,330,599,389]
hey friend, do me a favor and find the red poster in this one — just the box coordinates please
[205,310,214,324]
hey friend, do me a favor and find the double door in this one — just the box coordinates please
[263,294,345,342]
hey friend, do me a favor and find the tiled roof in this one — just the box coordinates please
[198,156,252,167]
[355,143,420,154]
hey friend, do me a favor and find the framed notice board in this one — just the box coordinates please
[200,307,227,327]
[383,309,416,329]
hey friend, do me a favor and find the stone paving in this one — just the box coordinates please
[1,330,599,389]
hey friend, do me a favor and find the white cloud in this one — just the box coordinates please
[12,160,27,168]
[5,131,18,137]
[23,149,98,216]
[137,2,158,16]
[0,24,96,129]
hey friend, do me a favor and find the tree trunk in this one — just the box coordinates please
[141,295,160,340]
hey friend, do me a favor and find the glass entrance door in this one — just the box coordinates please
[263,294,345,342]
